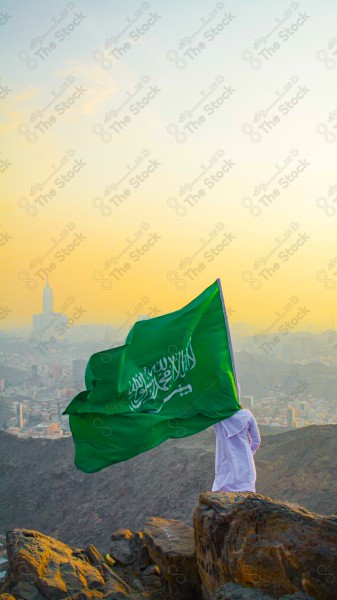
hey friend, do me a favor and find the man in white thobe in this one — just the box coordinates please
[212,382,261,493]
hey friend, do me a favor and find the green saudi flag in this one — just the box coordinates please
[63,278,241,473]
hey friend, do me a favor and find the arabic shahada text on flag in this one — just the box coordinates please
[63,278,241,472]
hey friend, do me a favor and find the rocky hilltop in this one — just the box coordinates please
[1,425,336,553]
[0,492,336,600]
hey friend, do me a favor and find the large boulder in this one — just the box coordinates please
[193,492,337,600]
[109,529,153,574]
[110,529,135,566]
[107,528,166,596]
[4,529,146,599]
[143,516,202,600]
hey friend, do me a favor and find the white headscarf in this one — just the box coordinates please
[216,381,250,438]
[218,408,251,438]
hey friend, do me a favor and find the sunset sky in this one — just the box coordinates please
[2,0,337,336]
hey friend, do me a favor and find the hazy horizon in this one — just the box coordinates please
[2,0,337,333]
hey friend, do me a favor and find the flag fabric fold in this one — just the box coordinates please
[63,278,241,472]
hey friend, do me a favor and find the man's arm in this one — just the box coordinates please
[248,412,261,454]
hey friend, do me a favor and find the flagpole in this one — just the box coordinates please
[216,277,239,394]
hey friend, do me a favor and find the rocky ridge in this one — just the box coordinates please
[1,424,336,554]
[0,491,336,600]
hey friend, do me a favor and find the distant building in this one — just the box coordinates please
[32,276,68,341]
[35,423,49,435]
[16,402,24,429]
[72,359,87,384]
[47,423,59,435]
[57,403,63,422]
[51,364,62,381]
[295,398,309,420]
[19,402,23,428]
[6,426,21,434]
[286,406,298,428]
[65,388,76,400]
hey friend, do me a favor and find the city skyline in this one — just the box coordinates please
[1,273,336,338]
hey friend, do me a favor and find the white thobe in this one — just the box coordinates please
[212,408,261,493]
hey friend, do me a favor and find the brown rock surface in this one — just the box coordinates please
[193,492,337,600]
[214,582,317,599]
[110,529,136,566]
[214,582,273,599]
[4,528,145,599]
[143,516,202,600]
[97,528,170,599]
[129,531,152,572]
